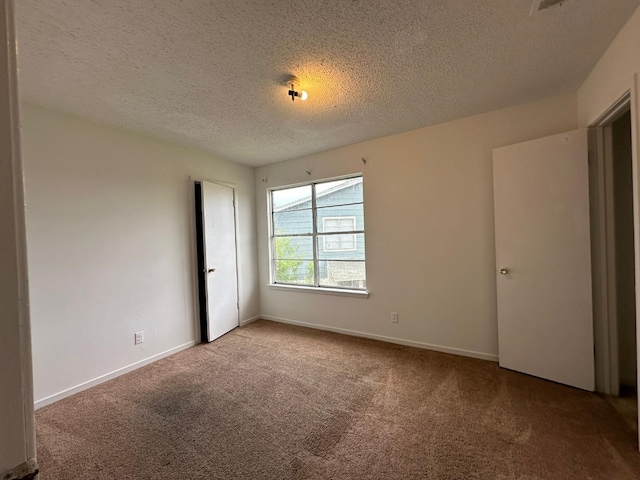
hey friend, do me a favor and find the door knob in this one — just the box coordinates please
[499,268,509,275]
[207,268,216,273]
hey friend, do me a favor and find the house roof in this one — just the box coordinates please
[273,177,362,212]
[15,0,640,167]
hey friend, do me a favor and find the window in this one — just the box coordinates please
[270,175,366,290]
[322,217,356,251]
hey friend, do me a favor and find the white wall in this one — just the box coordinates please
[256,94,578,360]
[578,6,640,127]
[0,1,36,475]
[21,104,259,407]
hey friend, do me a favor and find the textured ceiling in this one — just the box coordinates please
[14,0,640,167]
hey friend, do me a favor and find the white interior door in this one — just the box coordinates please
[202,181,239,342]
[493,129,594,391]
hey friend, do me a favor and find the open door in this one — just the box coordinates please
[195,180,239,342]
[493,129,595,391]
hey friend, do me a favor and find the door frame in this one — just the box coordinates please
[0,0,38,476]
[189,177,241,343]
[590,92,632,395]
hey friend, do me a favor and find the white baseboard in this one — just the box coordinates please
[34,340,197,409]
[260,315,499,362]
[35,319,497,409]
[240,315,261,326]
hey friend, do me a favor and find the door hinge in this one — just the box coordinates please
[237,301,239,310]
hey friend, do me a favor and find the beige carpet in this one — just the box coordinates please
[36,320,640,479]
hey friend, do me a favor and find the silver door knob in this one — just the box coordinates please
[207,268,216,273]
[499,268,509,275]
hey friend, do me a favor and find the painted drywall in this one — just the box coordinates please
[21,104,259,406]
[0,1,36,475]
[256,94,578,359]
[578,6,640,126]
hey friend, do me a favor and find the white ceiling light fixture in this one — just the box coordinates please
[285,75,308,102]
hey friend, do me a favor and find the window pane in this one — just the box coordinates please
[318,260,366,289]
[317,205,363,232]
[274,236,313,260]
[274,260,314,285]
[316,177,363,207]
[273,209,312,235]
[270,176,366,290]
[272,185,312,211]
[317,234,365,259]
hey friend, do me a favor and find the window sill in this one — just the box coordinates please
[267,284,369,299]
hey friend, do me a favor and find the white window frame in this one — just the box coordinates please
[268,175,367,294]
[322,216,357,252]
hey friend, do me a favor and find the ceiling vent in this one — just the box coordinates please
[530,0,571,15]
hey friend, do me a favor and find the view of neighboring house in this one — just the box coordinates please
[271,176,366,289]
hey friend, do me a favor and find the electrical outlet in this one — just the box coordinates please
[134,331,144,345]
[391,312,399,323]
